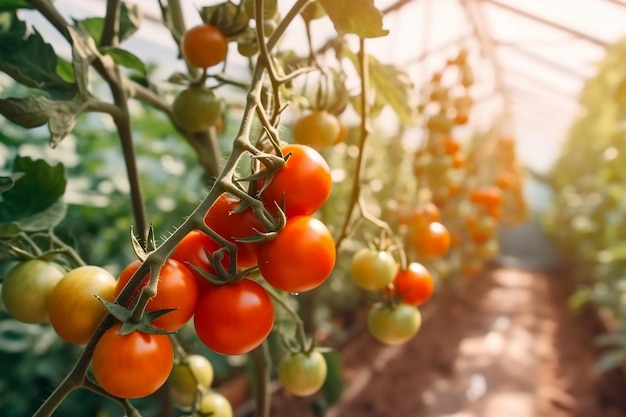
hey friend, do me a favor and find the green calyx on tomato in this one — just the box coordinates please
[278,350,328,397]
[172,86,222,133]
[367,303,422,346]
[1,259,66,324]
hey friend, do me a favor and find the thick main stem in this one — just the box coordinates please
[249,342,272,417]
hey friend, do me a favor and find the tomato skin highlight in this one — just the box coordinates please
[48,265,116,344]
[182,24,228,69]
[194,278,274,355]
[1,259,66,324]
[257,216,336,293]
[278,350,328,397]
[367,303,422,346]
[261,144,332,217]
[115,259,199,331]
[350,248,398,291]
[392,262,434,306]
[92,323,174,399]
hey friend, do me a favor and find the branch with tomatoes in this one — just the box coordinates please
[0,1,530,416]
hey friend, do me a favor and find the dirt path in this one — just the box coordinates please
[269,266,626,417]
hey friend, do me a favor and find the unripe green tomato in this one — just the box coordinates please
[199,391,233,417]
[350,248,398,291]
[172,86,222,133]
[278,350,327,397]
[237,39,259,57]
[368,303,422,345]
[1,259,66,324]
[170,354,215,397]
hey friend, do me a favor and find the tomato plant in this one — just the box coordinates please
[278,350,328,397]
[392,262,434,306]
[1,259,66,324]
[172,86,222,133]
[367,303,422,346]
[92,323,174,399]
[257,216,336,293]
[115,259,199,331]
[169,354,214,397]
[47,265,116,344]
[260,144,332,218]
[292,110,341,150]
[350,248,397,291]
[194,278,274,355]
[181,24,228,69]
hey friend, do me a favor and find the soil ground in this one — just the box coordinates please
[265,265,626,417]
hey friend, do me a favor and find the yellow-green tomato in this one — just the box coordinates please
[172,86,222,133]
[367,303,422,346]
[199,391,233,417]
[47,265,116,344]
[1,259,66,324]
[350,248,398,291]
[278,350,327,397]
[170,354,215,397]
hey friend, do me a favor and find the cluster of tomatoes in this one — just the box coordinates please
[349,246,436,346]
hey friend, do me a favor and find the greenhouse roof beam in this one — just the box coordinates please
[497,45,589,81]
[482,0,608,47]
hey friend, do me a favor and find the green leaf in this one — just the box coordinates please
[15,200,67,231]
[0,156,66,224]
[0,0,33,12]
[317,0,388,38]
[596,349,626,373]
[320,350,345,405]
[55,58,75,83]
[101,47,146,76]
[0,95,89,147]
[367,55,416,124]
[0,13,77,99]
[0,222,21,237]
[0,173,24,193]
[119,2,141,43]
[75,2,140,46]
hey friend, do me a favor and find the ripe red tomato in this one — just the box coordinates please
[48,265,116,344]
[194,278,274,355]
[171,230,228,292]
[367,303,422,345]
[182,24,228,69]
[412,221,451,259]
[278,350,327,397]
[92,323,174,398]
[257,216,336,293]
[350,248,397,291]
[260,144,331,217]
[392,262,434,306]
[292,110,341,150]
[1,259,65,324]
[115,259,199,331]
[204,193,264,269]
